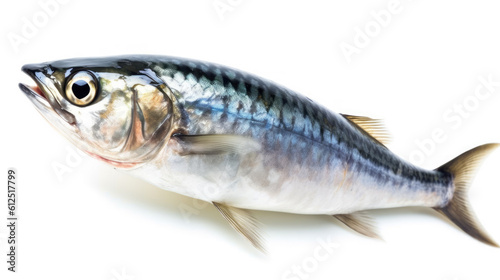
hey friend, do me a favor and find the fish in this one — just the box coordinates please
[19,55,498,251]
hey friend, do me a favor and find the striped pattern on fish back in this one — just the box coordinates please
[152,57,447,187]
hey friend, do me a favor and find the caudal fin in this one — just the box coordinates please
[434,143,499,247]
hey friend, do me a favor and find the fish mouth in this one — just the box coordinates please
[19,83,50,109]
[19,64,76,125]
[21,83,46,99]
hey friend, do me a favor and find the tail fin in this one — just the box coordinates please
[434,143,499,247]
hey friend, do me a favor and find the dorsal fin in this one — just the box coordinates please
[341,114,391,147]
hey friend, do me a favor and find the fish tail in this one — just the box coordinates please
[434,143,499,247]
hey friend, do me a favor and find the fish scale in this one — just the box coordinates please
[148,59,457,222]
[142,58,448,203]
[157,57,437,185]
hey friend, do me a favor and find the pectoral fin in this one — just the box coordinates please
[213,202,265,252]
[173,134,261,156]
[334,212,382,239]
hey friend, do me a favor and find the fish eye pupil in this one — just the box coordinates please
[72,80,90,99]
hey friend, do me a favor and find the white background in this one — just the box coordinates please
[2,0,500,279]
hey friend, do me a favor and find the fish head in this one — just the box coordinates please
[19,57,175,168]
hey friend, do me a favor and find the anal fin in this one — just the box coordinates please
[213,202,265,253]
[334,212,382,239]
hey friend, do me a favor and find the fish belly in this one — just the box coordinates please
[129,123,451,215]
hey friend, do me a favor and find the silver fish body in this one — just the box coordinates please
[131,57,451,214]
[19,55,498,249]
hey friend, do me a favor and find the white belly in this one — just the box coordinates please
[127,141,444,215]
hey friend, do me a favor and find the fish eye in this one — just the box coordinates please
[65,71,98,106]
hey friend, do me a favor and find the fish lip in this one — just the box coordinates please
[20,64,77,125]
[19,82,51,109]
